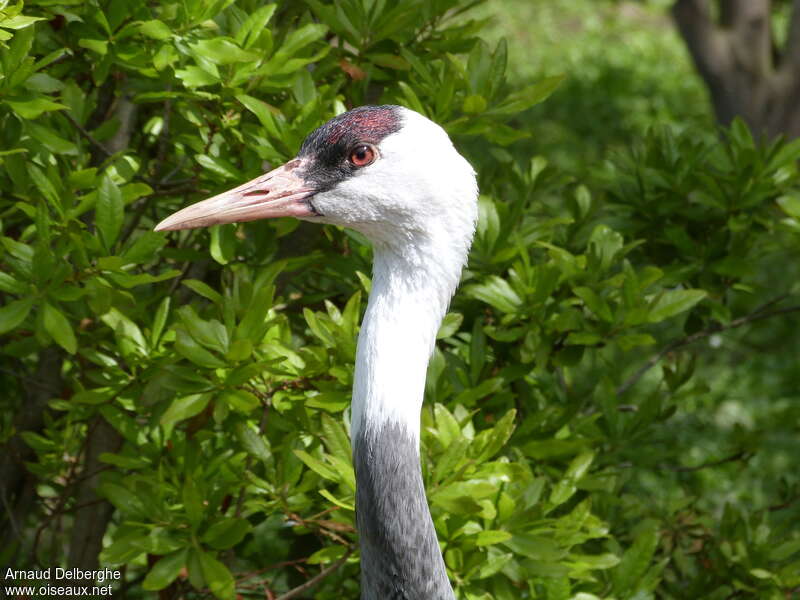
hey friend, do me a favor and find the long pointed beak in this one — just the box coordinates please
[154,159,317,232]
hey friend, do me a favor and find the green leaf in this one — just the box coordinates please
[196,154,240,180]
[1,14,46,29]
[160,394,211,426]
[98,452,149,469]
[201,518,252,549]
[122,232,166,264]
[175,330,226,368]
[294,449,338,481]
[29,164,61,209]
[319,488,353,511]
[328,455,356,491]
[475,530,512,546]
[463,94,488,114]
[223,389,259,412]
[489,75,565,115]
[176,66,219,88]
[437,312,463,339]
[142,549,187,591]
[647,289,707,323]
[307,545,347,564]
[106,269,180,289]
[269,23,327,65]
[565,451,595,481]
[73,389,114,404]
[190,38,258,65]
[225,339,252,362]
[183,478,204,526]
[98,482,146,516]
[769,539,800,561]
[467,39,492,92]
[434,403,462,448]
[371,53,409,70]
[573,286,612,322]
[177,305,228,354]
[79,38,108,55]
[306,391,350,411]
[749,568,775,580]
[101,531,148,564]
[431,481,496,515]
[96,174,124,248]
[304,308,336,347]
[236,93,279,132]
[209,225,235,265]
[235,422,271,461]
[464,276,523,313]
[0,297,34,334]
[151,297,171,346]
[0,272,26,294]
[550,480,577,506]
[611,520,659,594]
[199,552,235,600]
[589,224,624,271]
[26,122,77,155]
[138,20,172,40]
[503,534,563,561]
[182,279,223,304]
[474,409,516,461]
[617,333,656,350]
[320,413,351,463]
[476,550,513,579]
[4,96,66,119]
[101,308,147,357]
[234,4,277,48]
[43,303,77,354]
[132,527,185,555]
[777,194,800,219]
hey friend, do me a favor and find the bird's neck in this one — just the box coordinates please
[352,236,463,599]
[352,238,460,442]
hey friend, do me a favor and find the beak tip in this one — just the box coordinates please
[154,216,183,232]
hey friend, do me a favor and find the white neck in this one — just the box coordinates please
[351,231,464,444]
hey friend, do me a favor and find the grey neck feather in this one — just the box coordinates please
[354,425,454,599]
[352,242,460,600]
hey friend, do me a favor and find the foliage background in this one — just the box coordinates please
[1,0,799,599]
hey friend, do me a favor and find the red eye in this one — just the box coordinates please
[349,144,376,167]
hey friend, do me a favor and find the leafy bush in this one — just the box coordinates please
[1,1,799,599]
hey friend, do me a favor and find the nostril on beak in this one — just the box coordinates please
[243,189,266,198]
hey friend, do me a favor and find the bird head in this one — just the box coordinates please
[155,105,478,252]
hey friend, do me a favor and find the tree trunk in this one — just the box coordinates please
[672,0,800,139]
[67,417,122,584]
[0,348,62,554]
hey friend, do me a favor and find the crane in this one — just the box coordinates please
[156,105,478,599]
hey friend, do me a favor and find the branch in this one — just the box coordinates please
[64,111,113,159]
[274,547,353,600]
[67,416,123,577]
[786,0,800,69]
[724,0,773,75]
[617,297,800,396]
[106,95,138,155]
[768,494,800,512]
[672,0,731,80]
[719,0,771,29]
[0,348,62,551]
[663,450,751,473]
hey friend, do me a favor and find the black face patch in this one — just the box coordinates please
[297,105,402,193]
